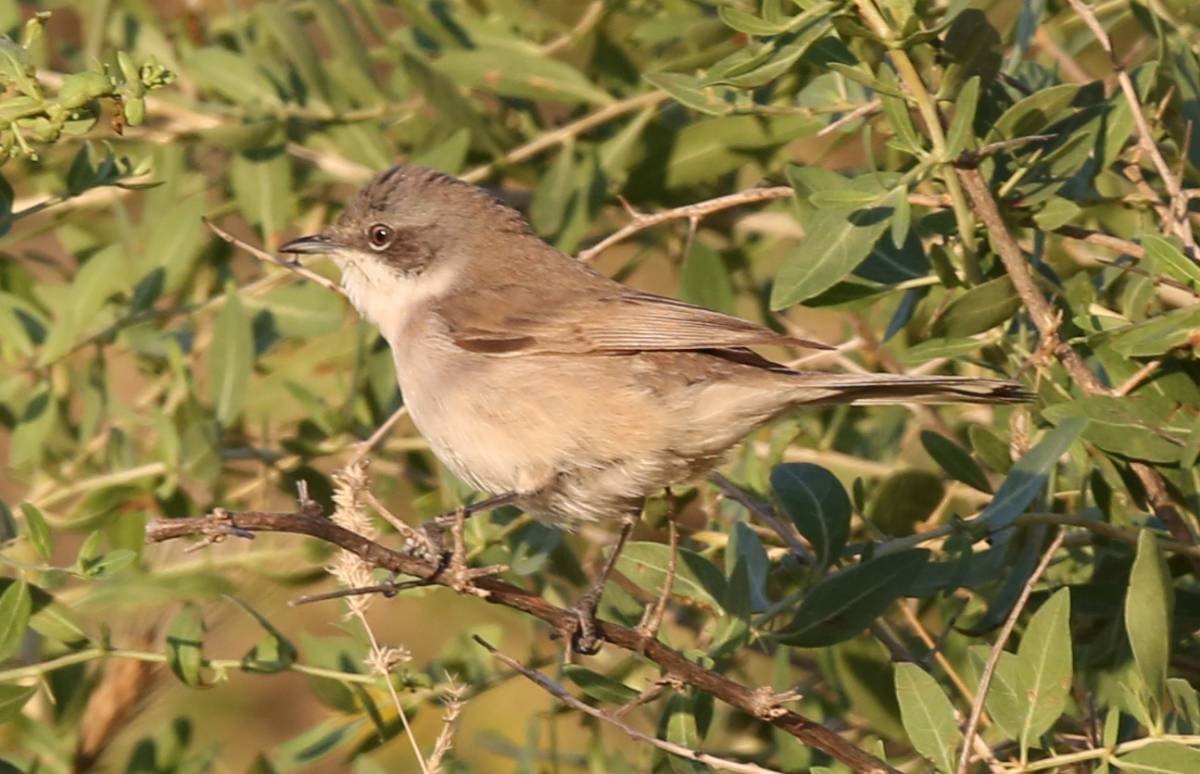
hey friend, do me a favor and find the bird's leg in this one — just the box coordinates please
[569,509,640,656]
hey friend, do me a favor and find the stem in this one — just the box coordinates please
[854,0,983,283]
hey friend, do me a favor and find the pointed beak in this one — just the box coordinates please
[279,233,337,254]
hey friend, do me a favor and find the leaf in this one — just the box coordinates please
[1016,587,1072,751]
[988,83,1080,141]
[614,542,726,611]
[644,71,736,116]
[680,243,735,315]
[980,418,1087,530]
[530,147,575,236]
[930,276,1020,338]
[771,462,850,570]
[945,76,980,157]
[878,64,922,154]
[1033,197,1082,230]
[228,595,298,674]
[1117,741,1200,772]
[208,287,254,427]
[166,603,207,687]
[726,521,770,613]
[1126,529,1174,713]
[19,502,52,560]
[185,47,281,106]
[772,178,896,308]
[1143,234,1200,288]
[0,580,31,661]
[435,49,612,105]
[775,549,930,647]
[562,665,639,704]
[920,432,992,493]
[1043,395,1189,464]
[970,647,1025,741]
[230,151,295,240]
[718,6,789,35]
[0,684,36,723]
[894,663,962,774]
[1099,305,1200,357]
[664,694,706,774]
[867,471,944,537]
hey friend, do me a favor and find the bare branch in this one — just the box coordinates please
[474,636,785,774]
[145,506,898,773]
[957,530,1065,774]
[203,217,343,296]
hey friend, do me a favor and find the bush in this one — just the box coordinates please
[2,1,1199,771]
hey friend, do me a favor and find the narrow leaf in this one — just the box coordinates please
[1016,587,1073,751]
[981,418,1087,530]
[894,663,962,774]
[0,580,32,661]
[771,462,850,569]
[920,431,992,493]
[1126,529,1174,713]
[19,502,52,560]
[208,287,254,427]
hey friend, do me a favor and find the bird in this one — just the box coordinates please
[281,164,1028,652]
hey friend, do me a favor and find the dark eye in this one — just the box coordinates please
[367,223,393,249]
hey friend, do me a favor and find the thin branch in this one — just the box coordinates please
[957,530,1066,774]
[1065,0,1197,256]
[709,472,815,565]
[203,218,343,296]
[145,507,898,773]
[474,637,784,774]
[539,1,605,56]
[954,163,1200,573]
[817,98,881,137]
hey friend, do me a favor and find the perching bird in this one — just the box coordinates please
[281,165,1027,651]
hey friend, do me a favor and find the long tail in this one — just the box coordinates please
[788,372,1032,405]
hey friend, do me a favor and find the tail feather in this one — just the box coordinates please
[789,372,1032,406]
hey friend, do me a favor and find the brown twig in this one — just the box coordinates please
[203,218,343,296]
[817,98,882,137]
[956,530,1066,774]
[1065,0,1197,257]
[709,472,816,565]
[145,507,897,773]
[955,163,1200,575]
[474,637,784,774]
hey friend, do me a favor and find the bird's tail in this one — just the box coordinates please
[787,372,1032,406]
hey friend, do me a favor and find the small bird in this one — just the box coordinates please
[281,165,1026,651]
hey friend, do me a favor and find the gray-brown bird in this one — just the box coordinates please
[281,165,1026,651]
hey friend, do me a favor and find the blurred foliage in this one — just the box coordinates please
[1,0,1200,771]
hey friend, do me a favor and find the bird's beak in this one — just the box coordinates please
[279,233,337,254]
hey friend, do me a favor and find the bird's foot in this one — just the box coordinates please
[420,505,507,598]
[562,587,604,656]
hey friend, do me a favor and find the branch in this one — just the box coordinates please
[957,530,1065,774]
[203,218,343,296]
[145,507,898,774]
[955,162,1200,574]
[1065,0,1197,257]
[475,637,783,774]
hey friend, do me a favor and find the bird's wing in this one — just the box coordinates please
[442,284,831,355]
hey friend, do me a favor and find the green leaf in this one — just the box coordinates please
[1099,305,1200,357]
[878,65,922,154]
[980,418,1087,530]
[230,151,295,240]
[718,5,789,35]
[680,243,735,315]
[866,471,944,537]
[726,521,770,612]
[644,72,736,116]
[562,665,639,704]
[530,147,576,236]
[435,49,612,105]
[208,287,254,427]
[1043,395,1189,464]
[1126,529,1174,714]
[0,580,32,661]
[920,431,992,493]
[614,542,726,611]
[894,663,962,774]
[664,694,706,774]
[1016,587,1072,751]
[1033,197,1082,230]
[185,47,281,106]
[945,76,980,157]
[776,549,930,647]
[771,462,850,570]
[0,684,36,723]
[988,83,1080,141]
[971,647,1025,741]
[19,502,52,560]
[228,595,298,674]
[1143,234,1200,288]
[1117,741,1200,772]
[772,176,895,308]
[166,603,207,687]
[930,276,1020,338]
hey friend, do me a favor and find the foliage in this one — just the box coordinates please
[1,0,1200,771]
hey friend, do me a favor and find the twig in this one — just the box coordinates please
[145,507,897,773]
[956,530,1065,774]
[1065,0,1197,256]
[463,90,669,183]
[290,579,433,606]
[350,406,410,466]
[203,218,343,296]
[474,637,784,774]
[817,98,881,137]
[709,472,816,565]
[954,163,1200,574]
[1114,358,1163,396]
[539,1,605,55]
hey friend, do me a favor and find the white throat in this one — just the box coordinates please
[336,252,457,342]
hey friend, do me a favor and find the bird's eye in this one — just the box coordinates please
[367,223,393,250]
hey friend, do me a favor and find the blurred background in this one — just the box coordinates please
[2,0,1199,771]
